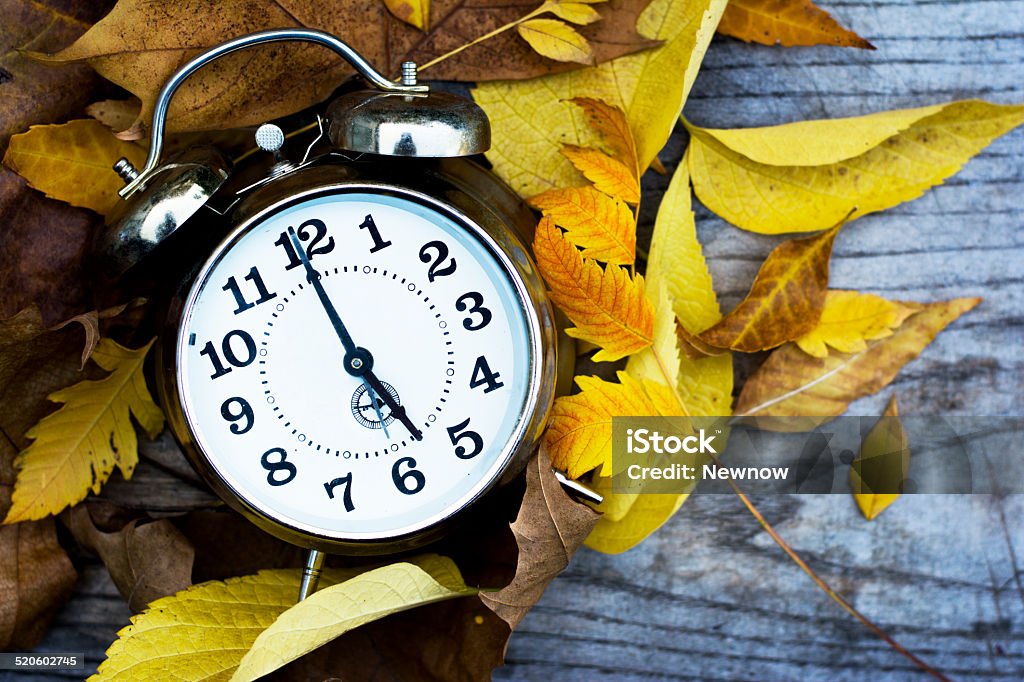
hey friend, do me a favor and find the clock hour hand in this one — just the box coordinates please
[364,369,423,441]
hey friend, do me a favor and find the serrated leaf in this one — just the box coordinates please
[517,18,594,64]
[473,0,728,197]
[561,145,641,203]
[795,291,919,358]
[717,0,873,49]
[4,339,164,523]
[3,120,147,216]
[383,0,429,30]
[569,97,639,174]
[529,186,636,264]
[851,395,908,520]
[687,100,1024,234]
[736,298,980,427]
[533,216,654,361]
[700,226,840,352]
[626,279,681,389]
[543,1,603,25]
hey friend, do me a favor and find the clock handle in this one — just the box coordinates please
[298,548,326,601]
[115,28,428,200]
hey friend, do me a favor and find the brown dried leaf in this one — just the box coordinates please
[699,226,840,352]
[717,0,873,49]
[0,519,77,650]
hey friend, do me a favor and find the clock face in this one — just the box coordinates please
[176,187,540,542]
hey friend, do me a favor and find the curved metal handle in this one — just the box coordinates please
[119,28,428,198]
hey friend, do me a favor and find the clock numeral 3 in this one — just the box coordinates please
[275,218,335,269]
[455,292,492,331]
[223,266,276,314]
[419,241,457,282]
[358,214,392,253]
[220,396,254,434]
[392,456,426,495]
[469,355,504,393]
[261,447,297,486]
[324,473,355,511]
[199,330,256,380]
[447,418,484,459]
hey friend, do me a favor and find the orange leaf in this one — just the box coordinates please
[533,217,653,362]
[561,145,641,203]
[717,0,873,49]
[700,226,840,352]
[569,97,639,174]
[529,186,636,265]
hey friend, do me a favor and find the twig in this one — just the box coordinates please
[417,2,553,73]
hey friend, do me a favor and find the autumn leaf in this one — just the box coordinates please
[584,492,687,553]
[717,0,873,49]
[4,339,164,523]
[529,186,636,264]
[851,396,909,520]
[699,226,840,352]
[795,291,918,358]
[735,298,980,427]
[517,19,595,64]
[384,0,430,30]
[545,0,603,25]
[4,120,147,216]
[570,96,639,173]
[533,216,654,361]
[561,145,641,202]
[686,100,1024,234]
[474,0,728,196]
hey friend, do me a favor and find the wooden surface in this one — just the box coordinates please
[6,0,1024,679]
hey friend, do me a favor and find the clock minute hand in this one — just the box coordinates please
[287,227,358,358]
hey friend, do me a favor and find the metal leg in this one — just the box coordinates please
[298,549,326,601]
[553,469,604,505]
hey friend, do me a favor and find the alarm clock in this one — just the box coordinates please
[95,30,595,592]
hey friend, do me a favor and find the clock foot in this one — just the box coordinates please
[298,549,326,601]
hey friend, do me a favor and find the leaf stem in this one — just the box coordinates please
[418,4,549,73]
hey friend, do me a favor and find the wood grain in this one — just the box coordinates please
[4,0,1022,679]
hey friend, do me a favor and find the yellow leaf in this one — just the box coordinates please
[717,0,873,49]
[543,1,603,25]
[382,0,430,30]
[561,145,641,203]
[585,493,688,553]
[795,291,919,358]
[851,396,908,521]
[589,468,637,522]
[569,97,639,172]
[533,216,654,361]
[517,19,594,64]
[686,100,1024,234]
[473,0,728,197]
[736,298,980,427]
[2,120,147,216]
[700,226,841,352]
[529,186,636,265]
[545,373,659,478]
[231,557,475,681]
[626,280,681,390]
[5,339,163,524]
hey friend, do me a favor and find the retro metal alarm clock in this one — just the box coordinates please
[97,29,598,598]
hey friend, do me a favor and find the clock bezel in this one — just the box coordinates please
[160,171,554,554]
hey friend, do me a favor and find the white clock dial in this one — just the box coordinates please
[176,189,539,541]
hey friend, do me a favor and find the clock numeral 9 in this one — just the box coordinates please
[274,218,335,270]
[324,473,355,511]
[455,292,491,331]
[392,456,426,495]
[447,418,483,459]
[358,214,392,253]
[199,330,256,380]
[220,397,254,434]
[419,241,457,282]
[469,355,504,393]
[222,266,276,314]
[261,447,297,486]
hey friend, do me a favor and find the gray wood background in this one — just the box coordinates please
[6,0,1023,680]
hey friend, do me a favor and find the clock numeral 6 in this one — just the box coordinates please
[419,241,457,282]
[455,292,492,331]
[261,447,297,487]
[447,418,483,459]
[469,355,504,393]
[222,266,276,315]
[220,396,254,434]
[199,329,256,380]
[392,456,426,495]
[324,473,355,511]
[275,218,335,270]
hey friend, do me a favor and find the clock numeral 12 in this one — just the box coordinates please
[469,355,504,393]
[358,214,392,253]
[324,473,355,511]
[274,218,335,270]
[261,447,297,486]
[199,329,256,380]
[222,266,276,314]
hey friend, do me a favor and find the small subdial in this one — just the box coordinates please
[262,263,454,460]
